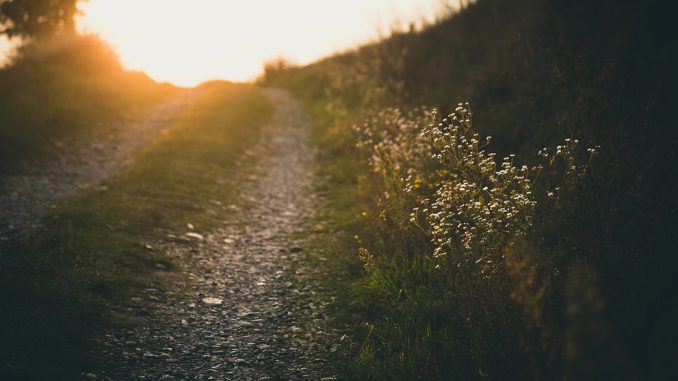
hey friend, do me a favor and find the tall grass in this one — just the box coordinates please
[0,34,175,172]
[349,105,601,380]
[264,0,678,379]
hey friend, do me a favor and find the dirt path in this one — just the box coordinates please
[0,89,201,238]
[91,89,340,380]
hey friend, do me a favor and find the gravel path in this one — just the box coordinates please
[0,89,201,238]
[89,89,340,381]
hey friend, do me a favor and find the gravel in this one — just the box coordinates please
[0,89,202,239]
[88,89,341,380]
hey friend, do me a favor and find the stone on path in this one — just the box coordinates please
[185,232,204,240]
[201,297,223,305]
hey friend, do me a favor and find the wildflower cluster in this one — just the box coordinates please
[420,104,536,273]
[354,107,434,184]
[355,103,597,276]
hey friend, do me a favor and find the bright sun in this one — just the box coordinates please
[76,0,444,87]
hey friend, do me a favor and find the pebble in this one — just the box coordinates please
[185,232,205,240]
[201,297,223,305]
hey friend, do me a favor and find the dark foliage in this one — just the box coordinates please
[0,0,80,38]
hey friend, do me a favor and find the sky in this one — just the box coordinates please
[73,0,447,86]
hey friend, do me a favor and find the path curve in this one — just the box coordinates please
[92,89,339,380]
[0,89,201,238]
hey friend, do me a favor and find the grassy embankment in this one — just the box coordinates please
[0,35,176,172]
[0,80,273,379]
[264,0,678,379]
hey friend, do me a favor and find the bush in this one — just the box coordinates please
[349,101,599,379]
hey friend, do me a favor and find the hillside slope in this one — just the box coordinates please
[265,0,678,379]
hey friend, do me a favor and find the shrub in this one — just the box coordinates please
[355,103,595,274]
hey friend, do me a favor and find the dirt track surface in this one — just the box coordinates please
[90,89,340,380]
[0,90,200,238]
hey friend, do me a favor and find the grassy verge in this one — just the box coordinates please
[286,85,398,380]
[0,35,176,172]
[264,0,678,379]
[0,82,273,380]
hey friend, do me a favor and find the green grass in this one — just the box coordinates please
[0,82,273,380]
[0,35,176,172]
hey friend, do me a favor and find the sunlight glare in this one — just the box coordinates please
[77,0,445,86]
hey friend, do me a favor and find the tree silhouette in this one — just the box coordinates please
[0,0,80,38]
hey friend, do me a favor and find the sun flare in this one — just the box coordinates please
[75,0,443,87]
